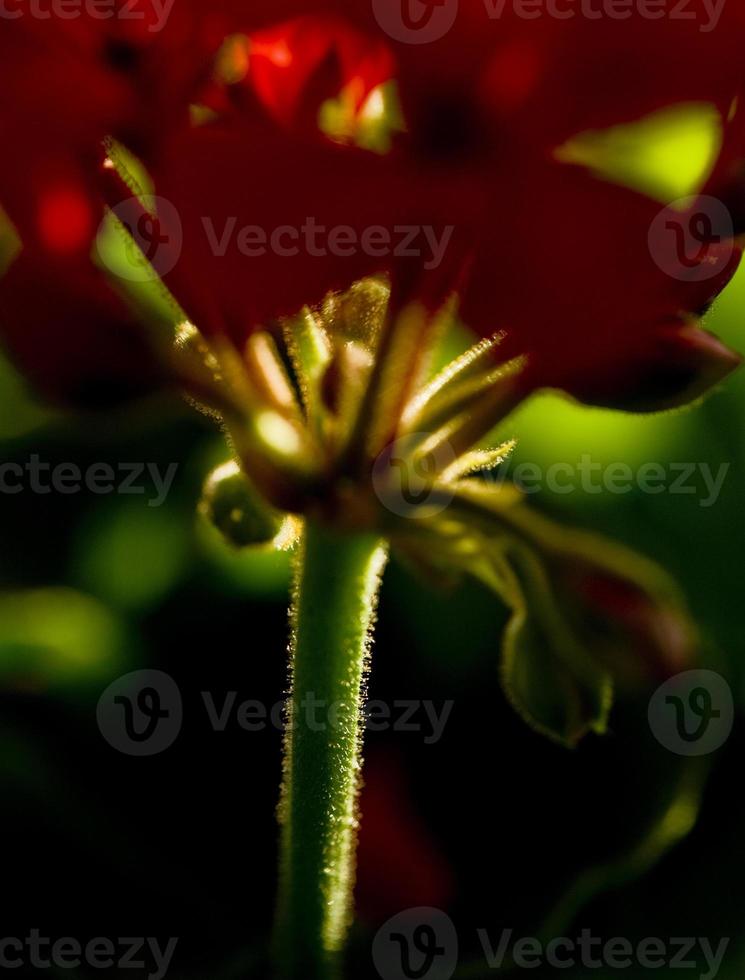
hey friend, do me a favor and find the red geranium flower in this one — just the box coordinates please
[2,4,745,409]
[232,4,745,408]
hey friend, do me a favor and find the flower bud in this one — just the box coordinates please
[200,460,286,549]
[556,556,696,687]
[498,527,697,745]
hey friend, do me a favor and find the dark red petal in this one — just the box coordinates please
[459,159,742,404]
[557,321,742,413]
[151,111,466,341]
[0,252,164,409]
[565,564,695,684]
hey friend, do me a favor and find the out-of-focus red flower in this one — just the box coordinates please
[248,15,393,132]
[0,251,165,408]
[380,6,745,405]
[3,3,745,409]
[0,1,314,404]
[236,4,745,407]
[0,21,124,246]
[0,0,321,217]
[455,157,744,406]
[356,750,454,922]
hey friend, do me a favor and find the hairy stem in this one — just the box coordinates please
[274,522,388,979]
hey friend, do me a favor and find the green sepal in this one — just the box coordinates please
[390,478,696,745]
[497,545,614,747]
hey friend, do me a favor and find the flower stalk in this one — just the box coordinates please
[185,276,697,969]
[274,522,388,980]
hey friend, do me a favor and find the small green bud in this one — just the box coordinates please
[200,460,286,548]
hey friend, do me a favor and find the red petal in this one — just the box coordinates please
[0,252,164,408]
[459,158,742,403]
[151,111,455,340]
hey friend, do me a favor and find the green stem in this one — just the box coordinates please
[274,522,388,979]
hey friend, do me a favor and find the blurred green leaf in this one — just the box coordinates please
[0,588,126,696]
[72,500,191,612]
[555,102,722,203]
[0,348,57,439]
